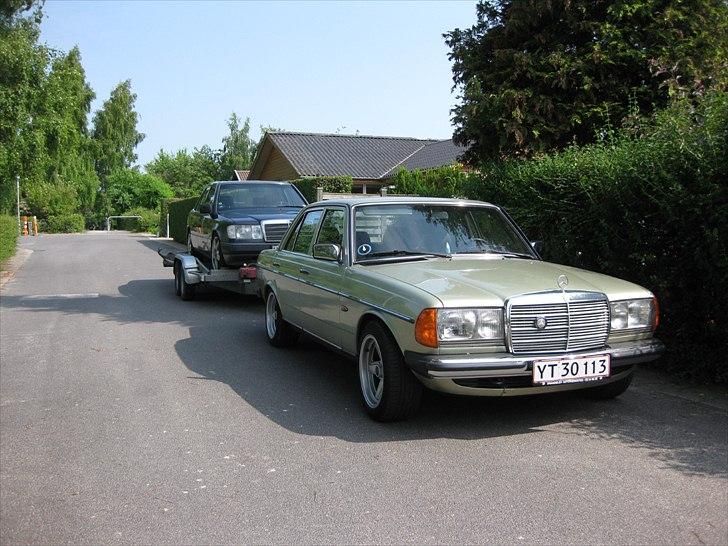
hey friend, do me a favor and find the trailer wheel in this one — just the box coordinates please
[175,261,196,301]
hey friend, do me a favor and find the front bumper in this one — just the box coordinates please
[221,241,275,265]
[404,338,665,397]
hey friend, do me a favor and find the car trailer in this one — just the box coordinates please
[158,249,259,301]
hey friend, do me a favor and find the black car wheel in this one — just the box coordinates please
[187,231,194,256]
[211,234,226,270]
[358,321,423,422]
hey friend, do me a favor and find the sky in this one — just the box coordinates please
[40,0,477,168]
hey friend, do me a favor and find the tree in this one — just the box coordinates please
[216,112,254,179]
[91,80,145,182]
[445,0,728,162]
[106,169,172,214]
[145,146,218,198]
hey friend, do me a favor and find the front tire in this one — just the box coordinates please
[211,234,226,270]
[265,290,299,347]
[358,321,423,422]
[583,371,633,399]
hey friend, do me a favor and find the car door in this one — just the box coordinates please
[274,208,324,327]
[190,185,212,250]
[199,183,218,254]
[299,207,347,347]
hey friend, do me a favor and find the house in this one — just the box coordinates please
[248,131,466,193]
[230,169,250,181]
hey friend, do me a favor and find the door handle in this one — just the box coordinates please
[299,268,310,275]
[272,262,280,267]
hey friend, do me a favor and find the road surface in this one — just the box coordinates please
[1,232,726,544]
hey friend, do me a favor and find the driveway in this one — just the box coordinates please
[1,232,726,544]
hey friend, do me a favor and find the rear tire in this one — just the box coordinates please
[583,371,633,399]
[358,321,423,422]
[175,261,196,301]
[265,290,299,347]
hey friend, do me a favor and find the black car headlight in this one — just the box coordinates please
[227,225,263,240]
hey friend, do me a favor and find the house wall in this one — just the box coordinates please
[258,147,299,181]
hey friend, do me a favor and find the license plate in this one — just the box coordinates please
[532,354,611,385]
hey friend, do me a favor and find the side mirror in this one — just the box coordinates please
[531,240,543,254]
[199,203,212,215]
[313,243,341,262]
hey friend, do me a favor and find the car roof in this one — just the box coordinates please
[214,180,293,186]
[310,196,497,208]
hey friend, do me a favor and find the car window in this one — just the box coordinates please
[216,183,306,210]
[291,210,323,255]
[206,185,217,208]
[197,186,213,209]
[316,209,345,247]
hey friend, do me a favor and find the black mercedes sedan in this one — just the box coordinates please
[186,181,307,268]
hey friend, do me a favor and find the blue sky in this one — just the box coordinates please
[40,1,477,167]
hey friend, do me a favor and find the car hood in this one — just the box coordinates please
[362,256,651,306]
[218,208,302,223]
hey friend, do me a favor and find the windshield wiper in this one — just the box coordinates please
[360,249,451,261]
[457,250,534,259]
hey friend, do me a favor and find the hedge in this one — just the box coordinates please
[167,197,198,243]
[405,92,728,383]
[291,176,353,202]
[41,214,85,233]
[0,215,18,264]
[158,197,179,237]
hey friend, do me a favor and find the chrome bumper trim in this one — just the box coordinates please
[405,338,665,379]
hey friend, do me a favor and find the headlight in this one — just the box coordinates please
[416,307,503,347]
[227,224,263,240]
[610,298,657,331]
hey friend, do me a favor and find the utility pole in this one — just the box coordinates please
[16,174,20,235]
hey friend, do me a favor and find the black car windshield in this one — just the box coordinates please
[353,203,536,262]
[216,184,306,210]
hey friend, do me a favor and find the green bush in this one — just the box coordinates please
[391,165,470,198]
[106,169,174,214]
[122,206,159,233]
[291,176,353,202]
[167,196,198,244]
[41,214,86,233]
[0,215,18,265]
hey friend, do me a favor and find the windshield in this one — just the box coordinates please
[216,184,306,210]
[353,203,535,262]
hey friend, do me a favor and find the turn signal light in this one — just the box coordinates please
[653,296,660,331]
[415,308,438,348]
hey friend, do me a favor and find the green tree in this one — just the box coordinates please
[445,0,728,162]
[145,146,218,197]
[91,80,145,183]
[106,169,173,214]
[216,112,254,178]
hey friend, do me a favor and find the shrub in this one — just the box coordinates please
[106,169,174,214]
[391,165,470,198]
[41,214,85,233]
[0,215,18,265]
[291,176,353,202]
[123,206,159,234]
[167,197,198,244]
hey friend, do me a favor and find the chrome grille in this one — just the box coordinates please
[508,292,609,354]
[261,221,290,243]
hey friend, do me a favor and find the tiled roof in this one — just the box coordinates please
[233,169,250,181]
[267,132,438,179]
[385,139,467,176]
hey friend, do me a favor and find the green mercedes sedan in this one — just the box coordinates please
[257,197,664,421]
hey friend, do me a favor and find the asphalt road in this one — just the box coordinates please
[1,232,726,545]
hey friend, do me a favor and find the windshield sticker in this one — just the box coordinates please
[357,243,372,255]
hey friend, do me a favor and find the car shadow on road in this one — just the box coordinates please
[2,273,726,478]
